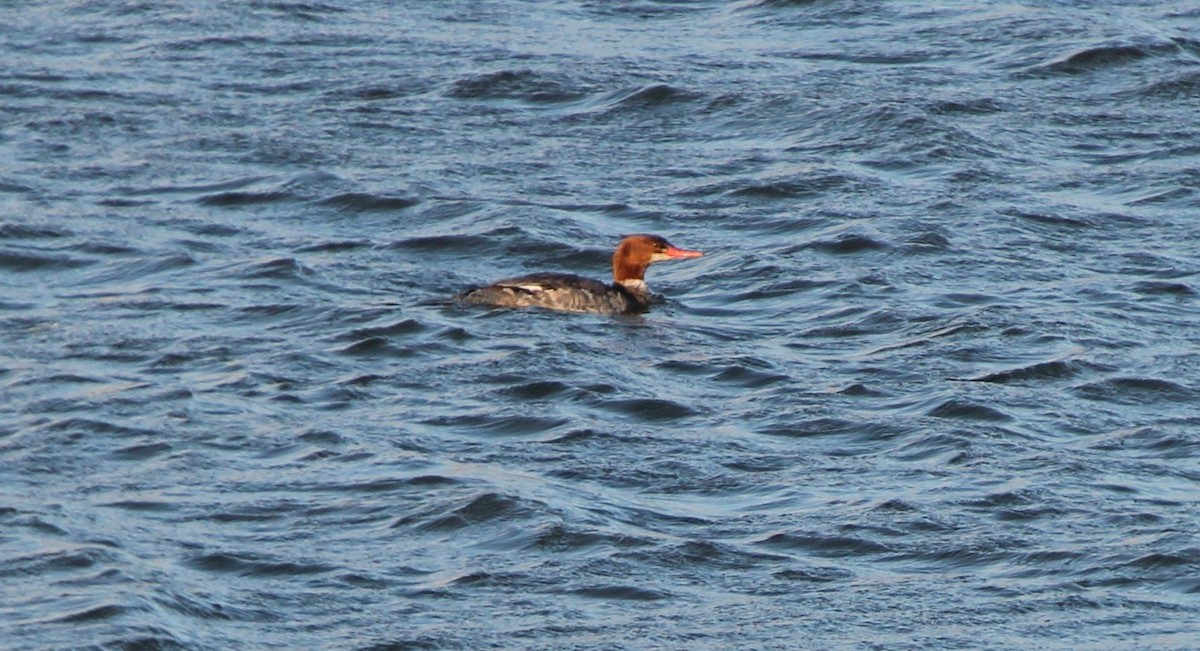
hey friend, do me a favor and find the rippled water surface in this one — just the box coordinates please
[3,1,1200,649]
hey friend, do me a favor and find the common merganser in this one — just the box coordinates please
[456,234,704,314]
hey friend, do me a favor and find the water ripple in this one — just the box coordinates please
[4,1,1200,649]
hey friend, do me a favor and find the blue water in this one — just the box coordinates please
[3,1,1200,649]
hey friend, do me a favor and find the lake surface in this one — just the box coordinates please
[3,1,1200,649]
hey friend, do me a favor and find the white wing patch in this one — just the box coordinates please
[497,281,551,293]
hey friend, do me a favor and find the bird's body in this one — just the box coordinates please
[456,234,703,314]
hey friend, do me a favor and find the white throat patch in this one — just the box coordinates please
[618,279,650,294]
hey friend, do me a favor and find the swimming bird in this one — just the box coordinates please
[456,234,703,314]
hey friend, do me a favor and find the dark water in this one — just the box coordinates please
[3,1,1200,649]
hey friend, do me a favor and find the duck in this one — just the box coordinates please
[456,234,703,314]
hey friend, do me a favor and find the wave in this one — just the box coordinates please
[967,359,1085,384]
[186,551,335,577]
[419,412,570,437]
[757,531,893,557]
[0,248,93,272]
[446,68,587,103]
[927,398,1012,422]
[1132,280,1197,296]
[1035,38,1184,76]
[315,192,419,211]
[566,584,670,601]
[0,223,71,239]
[566,83,703,118]
[1075,377,1196,405]
[195,190,296,207]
